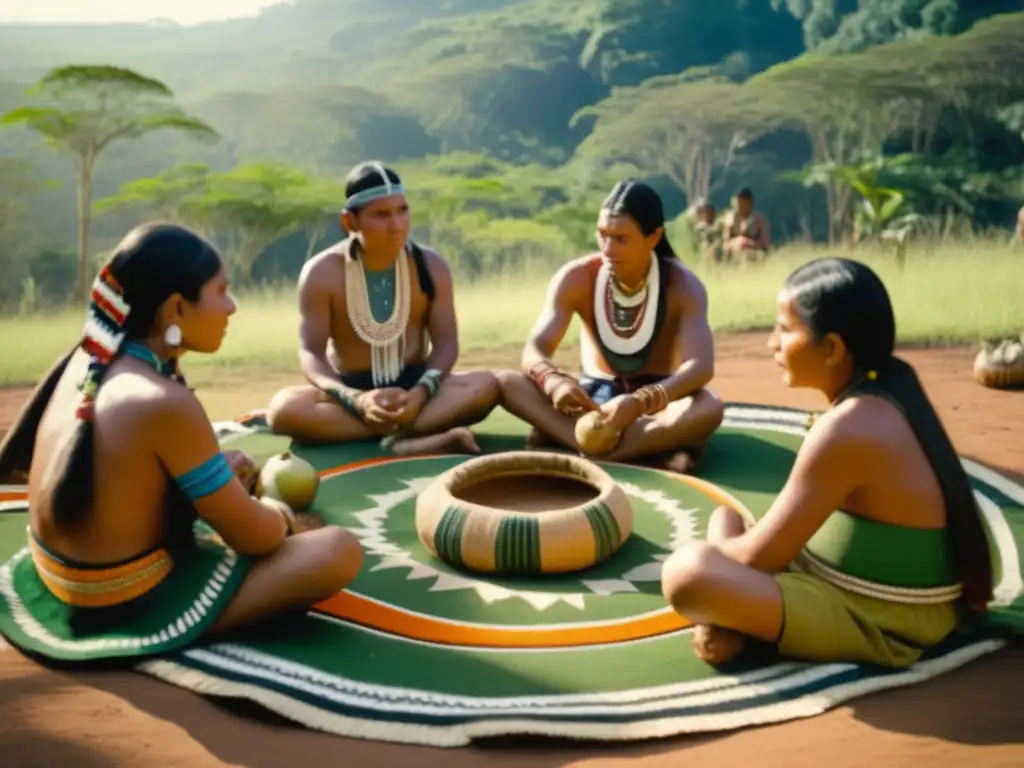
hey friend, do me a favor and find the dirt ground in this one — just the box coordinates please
[2,333,1022,768]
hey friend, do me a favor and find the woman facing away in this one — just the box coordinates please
[0,222,363,663]
[661,257,993,668]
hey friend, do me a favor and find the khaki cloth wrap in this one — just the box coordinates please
[775,510,962,668]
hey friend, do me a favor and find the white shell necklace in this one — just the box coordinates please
[594,254,659,356]
[344,240,412,387]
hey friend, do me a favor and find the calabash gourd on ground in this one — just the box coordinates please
[255,451,320,511]
[973,333,1024,390]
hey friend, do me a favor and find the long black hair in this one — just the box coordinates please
[785,257,993,614]
[602,179,678,262]
[0,222,222,527]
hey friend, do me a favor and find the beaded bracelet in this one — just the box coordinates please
[633,383,669,415]
[414,368,444,399]
[529,360,570,395]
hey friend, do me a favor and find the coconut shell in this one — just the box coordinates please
[258,451,320,511]
[574,411,622,455]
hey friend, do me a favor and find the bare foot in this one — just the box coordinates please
[659,443,707,475]
[692,625,746,665]
[524,427,556,450]
[392,427,482,456]
[523,427,580,456]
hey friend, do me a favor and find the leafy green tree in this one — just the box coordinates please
[190,162,334,285]
[93,162,215,235]
[572,74,779,204]
[0,159,56,308]
[0,66,218,299]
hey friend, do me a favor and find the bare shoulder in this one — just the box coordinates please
[145,381,218,458]
[299,243,346,290]
[547,253,601,308]
[97,365,204,434]
[808,395,897,457]
[668,260,708,306]
[556,253,602,289]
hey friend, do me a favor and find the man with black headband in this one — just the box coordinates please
[497,179,725,473]
[266,160,500,454]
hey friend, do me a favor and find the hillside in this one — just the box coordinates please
[5,0,1013,167]
[1,0,1022,307]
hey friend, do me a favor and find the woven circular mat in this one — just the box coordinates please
[2,403,1022,747]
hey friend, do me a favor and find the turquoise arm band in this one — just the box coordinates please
[175,452,235,500]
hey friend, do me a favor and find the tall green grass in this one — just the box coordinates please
[1,239,1020,387]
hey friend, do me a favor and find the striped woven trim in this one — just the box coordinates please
[28,534,173,608]
[494,515,541,573]
[794,549,963,605]
[433,506,468,568]
[1,543,240,654]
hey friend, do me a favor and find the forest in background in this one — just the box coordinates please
[1,0,1023,310]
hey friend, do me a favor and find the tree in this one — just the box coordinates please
[750,49,938,241]
[784,154,914,243]
[0,66,218,300]
[96,160,349,280]
[93,162,215,235]
[752,13,1024,241]
[782,152,977,258]
[293,176,350,261]
[0,158,56,308]
[190,162,333,285]
[571,74,779,204]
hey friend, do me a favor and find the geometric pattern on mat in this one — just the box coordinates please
[1,403,1022,748]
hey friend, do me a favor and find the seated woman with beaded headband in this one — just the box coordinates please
[266,161,501,455]
[661,258,993,669]
[0,223,363,664]
[497,179,725,473]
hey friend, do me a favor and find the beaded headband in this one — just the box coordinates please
[342,162,405,212]
[77,265,131,421]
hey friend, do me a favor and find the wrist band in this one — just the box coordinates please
[414,368,443,399]
[529,361,569,394]
[327,386,365,419]
[633,383,669,415]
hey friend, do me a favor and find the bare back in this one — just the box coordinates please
[828,395,946,529]
[300,242,435,375]
[29,350,189,564]
[557,254,701,377]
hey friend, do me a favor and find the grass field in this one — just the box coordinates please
[0,239,1021,388]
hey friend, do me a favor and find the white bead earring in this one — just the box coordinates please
[164,324,182,347]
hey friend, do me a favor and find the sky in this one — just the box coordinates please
[0,1,283,26]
